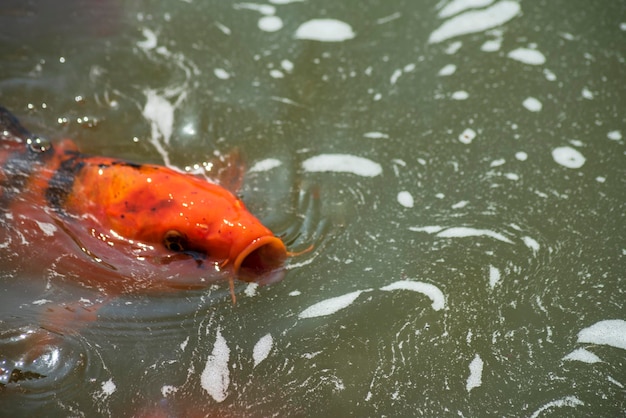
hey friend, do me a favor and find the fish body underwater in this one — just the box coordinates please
[0,106,287,296]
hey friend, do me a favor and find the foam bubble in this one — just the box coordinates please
[214,68,231,80]
[481,38,502,51]
[523,97,542,112]
[302,154,382,177]
[552,146,585,169]
[459,128,476,144]
[252,333,273,367]
[429,1,521,43]
[508,47,546,65]
[489,265,501,288]
[201,329,230,402]
[299,290,369,319]
[380,280,445,311]
[562,348,602,363]
[397,191,414,208]
[466,354,484,392]
[577,319,626,350]
[295,19,355,42]
[607,130,622,141]
[439,0,495,18]
[515,151,528,161]
[581,87,594,99]
[36,221,57,237]
[249,158,282,172]
[438,64,457,76]
[451,90,469,100]
[259,15,283,32]
[436,227,514,244]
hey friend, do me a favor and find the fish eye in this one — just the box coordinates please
[27,136,52,153]
[163,230,186,252]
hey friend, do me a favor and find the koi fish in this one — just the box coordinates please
[0,106,287,302]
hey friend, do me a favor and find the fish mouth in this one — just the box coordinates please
[233,236,287,280]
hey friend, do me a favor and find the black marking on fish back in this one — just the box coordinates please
[0,107,55,208]
[0,106,32,142]
[45,151,85,211]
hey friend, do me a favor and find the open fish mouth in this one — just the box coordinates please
[233,236,287,279]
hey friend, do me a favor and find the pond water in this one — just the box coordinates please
[1,0,624,416]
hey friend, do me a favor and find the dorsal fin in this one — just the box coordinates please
[0,106,51,153]
[0,106,33,143]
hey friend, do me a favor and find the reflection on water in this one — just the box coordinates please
[1,0,625,416]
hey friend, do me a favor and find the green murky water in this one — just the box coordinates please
[1,0,624,416]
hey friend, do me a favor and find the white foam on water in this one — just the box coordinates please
[522,236,540,253]
[36,221,57,236]
[137,28,158,50]
[244,282,259,297]
[214,68,231,79]
[376,12,402,25]
[32,299,52,305]
[101,378,116,397]
[397,191,414,208]
[543,68,557,81]
[523,97,542,112]
[438,63,457,76]
[466,354,484,392]
[363,131,389,139]
[607,376,624,388]
[143,90,178,166]
[489,265,501,288]
[459,128,476,144]
[161,385,178,396]
[436,227,514,244]
[552,146,585,169]
[408,225,445,234]
[390,68,403,85]
[452,200,469,209]
[429,1,521,43]
[252,333,273,367]
[445,41,463,54]
[607,130,622,141]
[234,2,275,15]
[481,38,502,51]
[379,280,446,311]
[577,319,626,350]
[507,47,546,65]
[269,69,284,78]
[143,90,174,146]
[529,396,584,418]
[451,90,469,100]
[249,158,283,172]
[562,348,602,364]
[259,15,283,32]
[515,151,528,161]
[294,19,355,42]
[201,328,230,402]
[302,154,382,177]
[299,289,371,319]
[439,0,495,18]
[281,59,294,72]
[581,87,594,99]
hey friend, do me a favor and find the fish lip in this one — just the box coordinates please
[233,236,287,277]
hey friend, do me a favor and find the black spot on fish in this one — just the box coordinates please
[45,155,85,211]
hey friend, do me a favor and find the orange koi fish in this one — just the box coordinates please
[0,106,287,302]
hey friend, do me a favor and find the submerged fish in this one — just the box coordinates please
[0,106,288,301]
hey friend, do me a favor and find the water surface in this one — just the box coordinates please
[1,0,624,416]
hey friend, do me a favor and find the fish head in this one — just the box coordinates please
[90,164,288,280]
